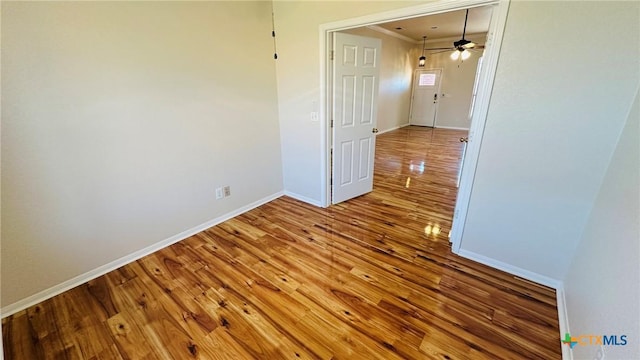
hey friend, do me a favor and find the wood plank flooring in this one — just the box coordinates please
[2,126,561,359]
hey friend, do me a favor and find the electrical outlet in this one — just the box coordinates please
[215,187,223,199]
[223,186,231,197]
[594,345,605,360]
[310,111,319,122]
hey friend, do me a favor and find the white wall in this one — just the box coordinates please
[422,34,485,130]
[563,88,639,360]
[460,1,639,281]
[273,0,428,202]
[1,1,283,307]
[342,27,416,133]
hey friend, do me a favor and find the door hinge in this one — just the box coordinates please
[330,50,334,61]
[331,119,334,128]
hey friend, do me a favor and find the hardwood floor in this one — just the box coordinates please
[2,126,561,359]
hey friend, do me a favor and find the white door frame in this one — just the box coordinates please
[319,0,510,254]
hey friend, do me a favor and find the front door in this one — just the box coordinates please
[409,69,442,127]
[331,32,381,204]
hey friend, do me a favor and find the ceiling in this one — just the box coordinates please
[376,6,493,43]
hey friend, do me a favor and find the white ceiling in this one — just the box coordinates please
[376,6,493,43]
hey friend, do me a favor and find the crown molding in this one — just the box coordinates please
[366,25,487,46]
[362,30,488,46]
[423,32,487,45]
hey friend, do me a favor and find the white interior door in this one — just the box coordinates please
[409,69,442,127]
[332,32,381,204]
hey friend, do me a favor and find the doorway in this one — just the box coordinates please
[409,68,443,127]
[320,0,510,253]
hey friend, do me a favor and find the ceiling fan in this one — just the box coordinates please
[423,9,484,61]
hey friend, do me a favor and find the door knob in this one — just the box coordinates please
[372,128,379,134]
[459,137,468,143]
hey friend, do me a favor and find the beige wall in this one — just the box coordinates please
[564,88,639,360]
[1,1,283,306]
[342,27,416,132]
[273,0,429,201]
[422,34,486,129]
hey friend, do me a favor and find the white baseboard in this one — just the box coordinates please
[456,249,562,289]
[377,126,400,135]
[434,125,470,131]
[456,249,570,358]
[1,191,284,318]
[556,285,573,360]
[377,123,411,135]
[283,191,322,207]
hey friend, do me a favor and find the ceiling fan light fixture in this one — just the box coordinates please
[450,9,475,61]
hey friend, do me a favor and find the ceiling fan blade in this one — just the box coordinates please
[424,47,452,51]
